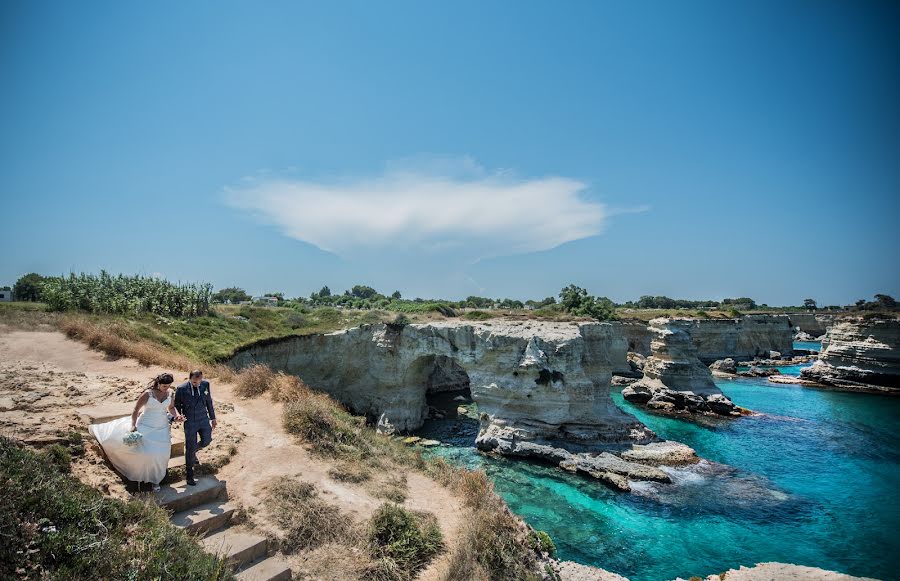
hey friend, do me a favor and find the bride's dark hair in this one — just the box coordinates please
[148,373,175,390]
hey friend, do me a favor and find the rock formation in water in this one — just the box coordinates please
[709,358,737,375]
[623,318,740,417]
[228,320,703,490]
[799,318,900,392]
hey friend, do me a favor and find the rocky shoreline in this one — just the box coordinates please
[799,318,900,392]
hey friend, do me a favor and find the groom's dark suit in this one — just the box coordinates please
[174,379,216,481]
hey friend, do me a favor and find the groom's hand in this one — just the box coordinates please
[211,420,217,430]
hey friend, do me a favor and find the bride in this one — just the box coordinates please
[89,373,184,492]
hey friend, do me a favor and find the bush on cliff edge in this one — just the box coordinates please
[0,437,231,580]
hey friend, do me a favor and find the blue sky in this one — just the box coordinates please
[1,0,898,306]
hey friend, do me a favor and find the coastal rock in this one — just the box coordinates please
[689,315,795,363]
[788,313,835,338]
[481,431,695,492]
[618,321,653,356]
[627,352,645,372]
[228,320,656,445]
[619,440,699,466]
[621,384,652,403]
[556,560,630,581]
[738,366,781,378]
[794,331,817,342]
[626,319,740,418]
[709,358,737,374]
[686,562,879,581]
[800,318,900,392]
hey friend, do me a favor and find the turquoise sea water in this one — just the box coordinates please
[793,340,823,352]
[420,370,900,580]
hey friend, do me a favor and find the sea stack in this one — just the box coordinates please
[624,318,741,416]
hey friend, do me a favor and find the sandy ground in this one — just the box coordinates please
[0,330,461,580]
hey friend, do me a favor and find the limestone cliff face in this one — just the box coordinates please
[687,315,794,363]
[800,318,900,390]
[228,320,653,447]
[624,318,739,417]
[618,321,653,356]
[787,313,834,338]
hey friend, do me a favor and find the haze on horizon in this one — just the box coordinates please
[1,1,898,306]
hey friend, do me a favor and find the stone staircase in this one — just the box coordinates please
[82,404,291,581]
[157,477,291,581]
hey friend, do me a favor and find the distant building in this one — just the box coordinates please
[0,289,12,302]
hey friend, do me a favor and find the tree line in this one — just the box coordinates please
[7,272,897,321]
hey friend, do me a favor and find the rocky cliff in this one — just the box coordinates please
[687,315,794,363]
[228,320,655,445]
[787,313,834,338]
[623,318,739,416]
[618,320,653,356]
[800,318,900,391]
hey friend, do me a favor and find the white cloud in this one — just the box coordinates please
[225,158,607,261]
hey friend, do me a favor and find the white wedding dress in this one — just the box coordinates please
[89,392,172,485]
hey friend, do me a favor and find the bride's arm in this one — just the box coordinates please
[167,397,183,421]
[131,392,149,431]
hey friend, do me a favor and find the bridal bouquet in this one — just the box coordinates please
[123,431,143,446]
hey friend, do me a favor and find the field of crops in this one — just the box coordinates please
[41,272,212,317]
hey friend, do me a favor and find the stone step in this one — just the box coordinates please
[156,476,226,513]
[201,528,268,570]
[79,403,134,425]
[171,437,185,457]
[235,557,292,581]
[171,500,237,536]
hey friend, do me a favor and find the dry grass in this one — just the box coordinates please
[0,302,62,331]
[264,477,358,552]
[369,473,407,503]
[233,364,275,397]
[328,461,372,484]
[232,363,312,401]
[54,314,237,381]
[296,543,373,581]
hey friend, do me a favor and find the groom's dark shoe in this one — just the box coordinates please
[186,478,197,486]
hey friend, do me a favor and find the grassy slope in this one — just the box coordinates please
[0,437,231,580]
[1,302,412,362]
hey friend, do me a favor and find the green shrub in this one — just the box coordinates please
[464,310,492,321]
[0,437,231,580]
[391,313,411,326]
[366,504,444,581]
[533,530,556,557]
[284,311,307,329]
[42,444,72,473]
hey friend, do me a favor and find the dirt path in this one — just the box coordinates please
[0,330,461,580]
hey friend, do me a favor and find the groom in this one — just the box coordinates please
[174,370,217,486]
